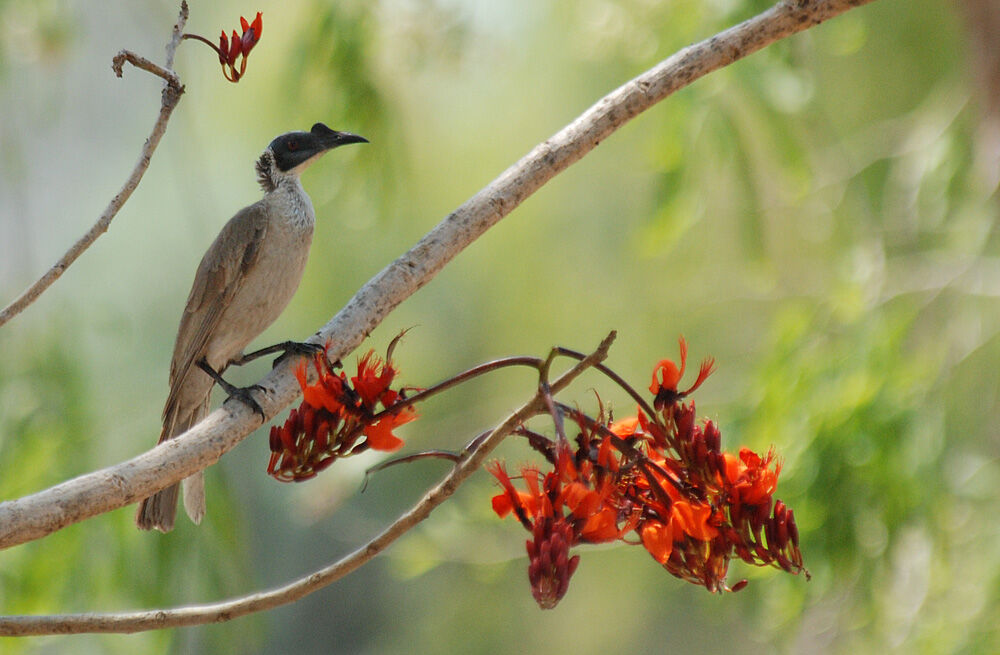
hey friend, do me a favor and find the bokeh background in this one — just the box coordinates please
[1,0,998,652]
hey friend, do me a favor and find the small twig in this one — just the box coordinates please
[512,426,558,462]
[362,450,463,491]
[0,2,188,329]
[180,33,222,57]
[538,349,569,446]
[554,347,658,419]
[165,1,189,70]
[111,51,181,87]
[370,356,544,419]
[0,334,614,635]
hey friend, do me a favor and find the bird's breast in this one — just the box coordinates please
[205,187,316,366]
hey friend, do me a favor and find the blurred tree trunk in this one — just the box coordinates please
[960,0,1000,193]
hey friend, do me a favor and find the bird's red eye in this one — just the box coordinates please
[287,140,298,151]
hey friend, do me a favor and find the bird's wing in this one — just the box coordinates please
[162,202,268,421]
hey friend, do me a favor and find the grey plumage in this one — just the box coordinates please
[136,124,367,532]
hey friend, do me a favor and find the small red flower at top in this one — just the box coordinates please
[217,12,262,82]
[183,12,263,83]
[649,335,715,410]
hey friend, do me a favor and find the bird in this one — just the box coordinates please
[136,123,368,532]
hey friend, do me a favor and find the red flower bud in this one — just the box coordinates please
[227,29,241,66]
[240,12,262,56]
[218,30,229,65]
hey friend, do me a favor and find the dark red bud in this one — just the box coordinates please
[567,553,580,578]
[764,518,776,549]
[302,405,315,442]
[787,509,800,547]
[218,30,229,65]
[538,541,552,568]
[704,422,721,452]
[695,437,708,466]
[774,499,787,520]
[251,12,263,40]
[314,421,330,450]
[241,27,258,56]
[279,424,296,452]
[228,29,241,65]
[676,404,695,437]
[775,515,789,550]
[730,579,749,592]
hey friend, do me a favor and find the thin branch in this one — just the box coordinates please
[0,0,876,550]
[111,51,180,86]
[164,1,188,70]
[0,334,614,635]
[0,2,188,329]
[553,346,658,419]
[179,33,222,58]
[368,355,544,420]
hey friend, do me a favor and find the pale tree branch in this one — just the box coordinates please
[0,0,874,551]
[0,0,877,630]
[0,334,615,636]
[0,2,189,329]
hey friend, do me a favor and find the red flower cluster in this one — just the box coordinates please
[182,12,263,83]
[268,347,418,482]
[217,12,262,82]
[490,338,806,608]
[490,435,623,608]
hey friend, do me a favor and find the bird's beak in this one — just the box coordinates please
[311,123,369,150]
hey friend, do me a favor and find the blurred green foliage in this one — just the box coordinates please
[0,0,998,653]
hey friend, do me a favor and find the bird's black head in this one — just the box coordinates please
[268,123,369,173]
[256,123,368,191]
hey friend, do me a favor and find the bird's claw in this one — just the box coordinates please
[225,384,266,420]
[273,341,324,366]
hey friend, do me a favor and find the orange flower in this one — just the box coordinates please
[489,462,542,522]
[722,447,781,506]
[362,407,417,452]
[670,500,719,541]
[295,359,346,414]
[641,520,675,564]
[352,350,397,408]
[649,336,715,409]
[487,338,807,600]
[269,343,418,481]
[609,416,641,437]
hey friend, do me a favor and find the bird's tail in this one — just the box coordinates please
[135,390,211,532]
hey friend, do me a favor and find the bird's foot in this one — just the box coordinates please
[196,359,266,420]
[229,340,324,368]
[271,340,324,366]
[223,384,266,420]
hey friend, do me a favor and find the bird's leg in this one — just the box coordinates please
[228,340,325,368]
[196,358,266,420]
